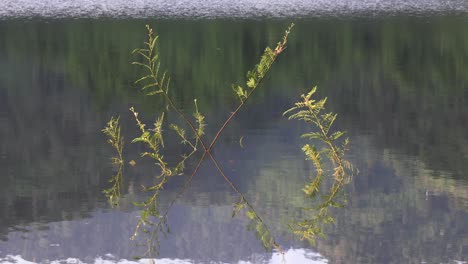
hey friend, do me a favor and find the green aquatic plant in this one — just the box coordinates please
[127,25,206,255]
[103,22,354,257]
[103,23,294,257]
[284,86,356,244]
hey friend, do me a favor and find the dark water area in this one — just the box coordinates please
[0,17,467,263]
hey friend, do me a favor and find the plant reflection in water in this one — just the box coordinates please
[102,23,355,259]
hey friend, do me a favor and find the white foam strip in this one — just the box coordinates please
[0,0,467,18]
[0,248,328,264]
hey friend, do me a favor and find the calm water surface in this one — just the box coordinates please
[0,16,467,263]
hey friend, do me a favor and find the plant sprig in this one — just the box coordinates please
[284,86,356,244]
[102,117,124,207]
[128,25,207,256]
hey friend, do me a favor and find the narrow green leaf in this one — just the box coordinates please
[150,35,159,50]
[135,75,153,84]
[146,90,164,95]
[142,83,159,90]
[132,61,152,71]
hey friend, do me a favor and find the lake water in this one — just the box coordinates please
[0,8,468,264]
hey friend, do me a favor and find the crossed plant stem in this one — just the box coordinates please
[153,96,283,253]
[104,23,356,258]
[152,42,292,255]
[125,24,295,256]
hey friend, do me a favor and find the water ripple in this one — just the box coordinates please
[0,0,467,19]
